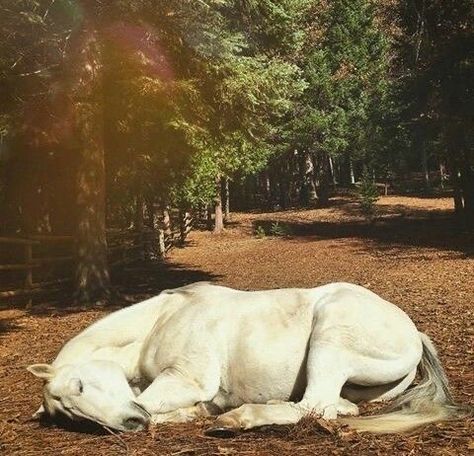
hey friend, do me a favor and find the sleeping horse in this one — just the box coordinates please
[27,282,470,436]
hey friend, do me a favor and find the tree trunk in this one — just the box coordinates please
[318,152,330,207]
[306,153,318,204]
[262,170,272,209]
[162,206,172,249]
[206,205,213,231]
[329,155,337,186]
[145,200,161,259]
[179,208,190,245]
[421,146,430,189]
[439,162,447,189]
[298,150,317,206]
[288,150,298,205]
[460,164,474,226]
[449,165,465,233]
[74,24,111,304]
[350,160,356,185]
[222,177,230,221]
[278,160,290,209]
[213,179,224,234]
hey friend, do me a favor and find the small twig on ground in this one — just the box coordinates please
[170,447,210,456]
[102,424,130,455]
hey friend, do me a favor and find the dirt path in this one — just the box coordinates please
[1,196,473,455]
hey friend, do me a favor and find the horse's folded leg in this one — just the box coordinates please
[206,402,303,436]
[336,397,359,416]
[205,410,242,438]
[32,404,45,420]
[151,403,214,424]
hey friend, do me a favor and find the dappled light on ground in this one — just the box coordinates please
[0,196,472,455]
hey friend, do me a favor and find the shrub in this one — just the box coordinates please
[270,222,291,237]
[358,168,379,221]
[254,225,267,238]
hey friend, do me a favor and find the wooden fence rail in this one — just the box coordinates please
[0,209,196,304]
[0,235,74,303]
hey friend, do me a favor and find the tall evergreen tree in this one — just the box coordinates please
[283,0,392,205]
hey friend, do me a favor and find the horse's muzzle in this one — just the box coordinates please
[122,414,148,431]
[122,401,151,431]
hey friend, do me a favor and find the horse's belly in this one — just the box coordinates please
[222,323,311,405]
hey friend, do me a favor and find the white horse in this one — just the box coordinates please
[28,282,469,435]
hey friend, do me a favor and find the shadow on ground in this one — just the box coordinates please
[0,260,219,322]
[0,316,22,337]
[113,260,219,297]
[37,415,109,436]
[253,208,474,257]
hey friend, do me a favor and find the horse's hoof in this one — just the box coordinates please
[205,426,240,438]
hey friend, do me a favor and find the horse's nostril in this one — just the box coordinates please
[123,415,147,431]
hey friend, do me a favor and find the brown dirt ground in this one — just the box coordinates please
[1,195,473,455]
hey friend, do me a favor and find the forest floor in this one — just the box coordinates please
[1,195,473,455]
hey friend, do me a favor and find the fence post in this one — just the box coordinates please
[156,228,164,257]
[163,207,172,252]
[179,209,190,246]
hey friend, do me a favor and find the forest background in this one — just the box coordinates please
[0,0,472,303]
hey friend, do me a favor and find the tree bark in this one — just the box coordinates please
[222,177,230,221]
[261,170,272,209]
[278,160,290,209]
[179,208,190,245]
[328,155,337,186]
[74,24,111,304]
[460,164,474,226]
[317,152,330,207]
[298,150,317,206]
[421,146,430,189]
[439,162,447,189]
[213,179,224,234]
[453,169,464,210]
[162,206,172,237]
[206,205,213,231]
[145,200,160,259]
[350,159,356,185]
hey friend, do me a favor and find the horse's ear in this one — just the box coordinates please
[27,364,56,380]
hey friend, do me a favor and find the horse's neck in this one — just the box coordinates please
[52,294,169,378]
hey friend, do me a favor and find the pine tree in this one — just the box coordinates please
[358,167,379,222]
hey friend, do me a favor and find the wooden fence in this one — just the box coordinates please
[0,235,75,301]
[0,209,194,304]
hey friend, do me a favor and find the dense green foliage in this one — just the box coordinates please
[0,1,307,224]
[358,168,379,221]
[396,0,473,220]
[276,0,393,205]
[0,0,472,298]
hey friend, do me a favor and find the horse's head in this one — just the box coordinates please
[27,360,150,431]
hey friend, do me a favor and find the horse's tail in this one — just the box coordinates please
[339,332,472,434]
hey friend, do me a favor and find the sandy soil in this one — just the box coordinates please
[1,195,473,455]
